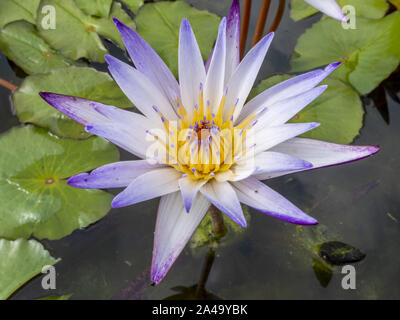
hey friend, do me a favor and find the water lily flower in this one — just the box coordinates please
[40,0,378,284]
[304,0,347,22]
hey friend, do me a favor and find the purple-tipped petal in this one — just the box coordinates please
[223,33,274,122]
[104,55,177,122]
[255,138,380,180]
[304,0,347,22]
[68,160,166,189]
[254,85,327,129]
[151,191,210,284]
[85,121,150,158]
[237,62,341,123]
[39,92,110,126]
[178,177,207,213]
[235,151,313,176]
[111,168,181,208]
[200,180,247,227]
[179,19,206,118]
[225,0,240,84]
[204,18,226,113]
[254,122,320,154]
[232,177,318,225]
[112,18,181,109]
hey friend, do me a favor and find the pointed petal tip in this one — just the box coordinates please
[39,91,50,99]
[84,124,94,133]
[104,54,114,64]
[67,173,88,188]
[310,122,320,129]
[326,61,342,72]
[39,91,61,104]
[301,217,319,226]
[111,197,123,208]
[184,201,191,213]
[112,17,122,26]
[181,18,191,29]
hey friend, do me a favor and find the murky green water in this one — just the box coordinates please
[1,1,399,299]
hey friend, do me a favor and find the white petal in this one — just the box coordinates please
[85,117,153,159]
[111,168,181,208]
[253,123,320,155]
[105,55,177,121]
[225,0,240,85]
[237,62,341,123]
[68,160,166,189]
[223,33,274,122]
[200,180,246,227]
[254,137,380,180]
[179,19,206,118]
[151,191,210,284]
[304,0,347,22]
[113,18,181,109]
[204,18,226,113]
[232,177,318,225]
[39,93,111,125]
[255,85,327,129]
[178,177,208,213]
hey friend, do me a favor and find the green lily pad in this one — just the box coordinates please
[75,0,112,17]
[134,0,220,77]
[0,20,76,75]
[13,66,133,139]
[290,0,389,21]
[319,241,366,265]
[390,0,400,9]
[0,0,40,28]
[92,1,136,49]
[120,0,144,14]
[312,256,333,288]
[0,125,119,240]
[291,12,400,94]
[249,75,363,144]
[0,238,59,300]
[37,294,72,300]
[36,0,135,62]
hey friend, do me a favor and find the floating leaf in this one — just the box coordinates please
[13,66,132,138]
[291,12,400,94]
[0,21,76,75]
[75,0,112,17]
[0,0,40,28]
[390,0,400,10]
[0,238,59,300]
[36,0,107,61]
[0,125,119,240]
[312,257,333,288]
[37,294,72,300]
[36,0,135,61]
[120,0,144,14]
[290,0,389,21]
[134,0,220,77]
[319,241,366,265]
[248,76,363,144]
[93,1,136,49]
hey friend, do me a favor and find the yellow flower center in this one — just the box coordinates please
[148,86,263,180]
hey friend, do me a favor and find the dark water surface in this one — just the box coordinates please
[1,1,399,299]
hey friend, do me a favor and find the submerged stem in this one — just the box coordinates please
[209,205,227,239]
[195,247,215,298]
